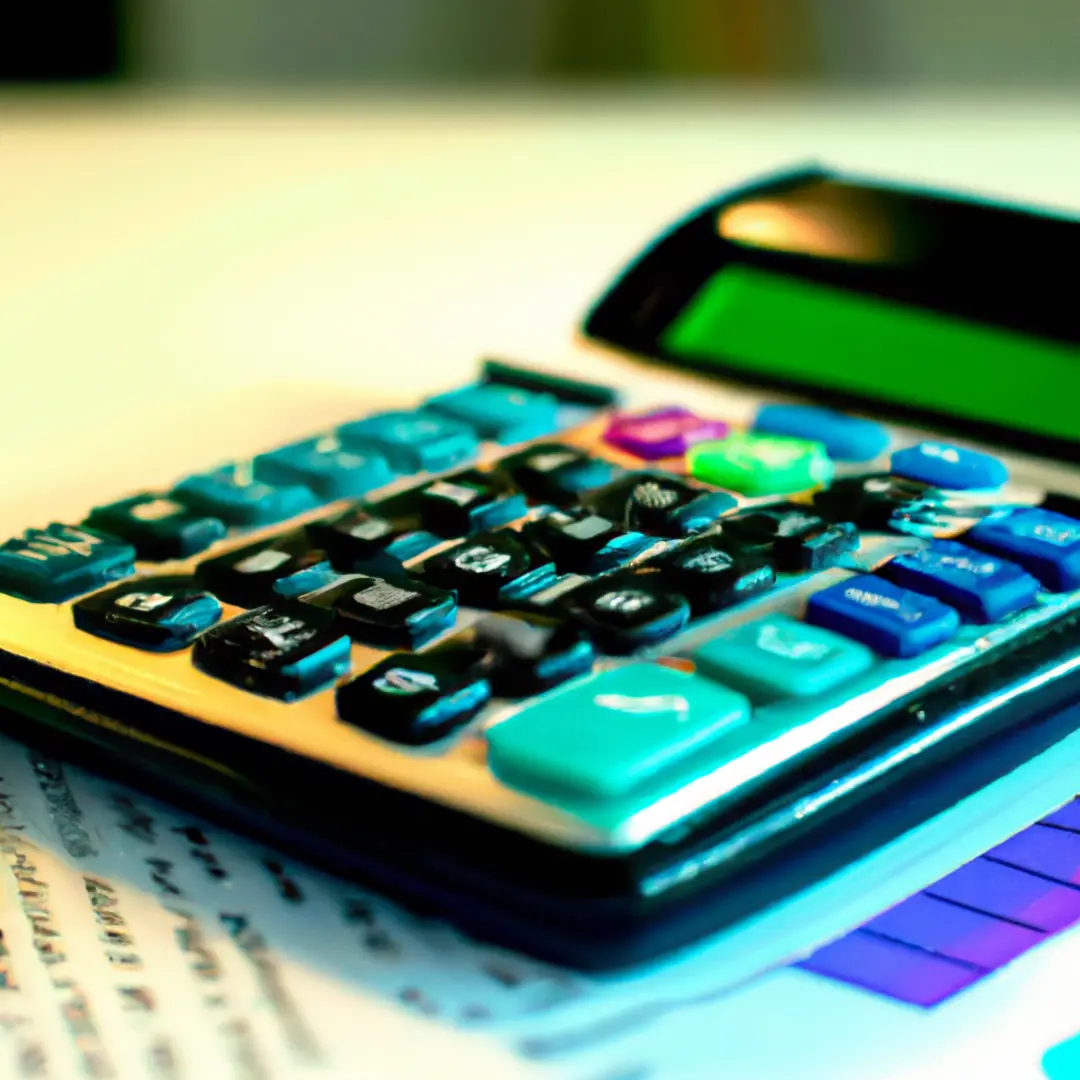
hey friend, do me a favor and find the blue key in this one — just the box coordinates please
[807,574,960,658]
[882,539,1040,623]
[254,439,395,501]
[691,613,874,702]
[0,524,136,603]
[890,441,1008,490]
[173,467,318,526]
[338,410,478,473]
[425,383,560,444]
[753,404,889,462]
[967,507,1080,592]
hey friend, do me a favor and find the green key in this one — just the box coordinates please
[687,433,833,496]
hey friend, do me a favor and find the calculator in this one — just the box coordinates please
[3,164,1080,975]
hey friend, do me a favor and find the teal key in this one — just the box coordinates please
[486,663,750,800]
[254,438,396,501]
[691,613,874,702]
[425,383,560,443]
[338,410,478,473]
[173,466,318,527]
[0,524,136,603]
[1044,1032,1080,1079]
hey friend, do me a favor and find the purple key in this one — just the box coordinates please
[799,930,981,1007]
[865,892,1044,969]
[988,824,1080,885]
[929,858,1080,933]
[1042,798,1080,833]
[603,407,729,460]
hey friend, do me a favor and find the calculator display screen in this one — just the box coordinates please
[585,172,1080,452]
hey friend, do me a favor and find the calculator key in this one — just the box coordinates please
[73,577,222,651]
[650,537,775,614]
[298,573,457,649]
[338,410,478,473]
[566,574,690,653]
[753,404,889,462]
[691,613,873,702]
[668,491,740,535]
[420,531,556,607]
[192,606,350,701]
[416,470,528,538]
[967,507,1080,592]
[812,474,930,531]
[253,439,395,501]
[486,662,750,799]
[197,532,330,609]
[687,433,833,497]
[891,441,1008,490]
[470,611,595,696]
[724,506,858,571]
[986,824,1080,885]
[337,649,491,745]
[603,407,729,460]
[85,494,226,561]
[173,466,317,526]
[522,510,654,575]
[0,524,136,603]
[306,505,414,572]
[882,539,1040,623]
[583,474,710,537]
[806,575,960,659]
[425,383,560,444]
[497,444,622,506]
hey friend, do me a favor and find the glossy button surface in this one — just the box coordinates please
[691,613,873,702]
[604,407,729,460]
[486,663,750,799]
[425,383,560,443]
[85,494,226,561]
[0,524,136,603]
[968,507,1080,592]
[883,539,1040,623]
[890,441,1008,490]
[174,466,317,526]
[687,433,833,496]
[807,574,960,658]
[753,404,889,462]
[338,410,478,473]
[253,439,395,501]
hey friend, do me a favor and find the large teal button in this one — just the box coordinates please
[691,613,874,702]
[425,383,560,444]
[486,663,750,799]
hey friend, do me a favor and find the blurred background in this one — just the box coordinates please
[6,0,1080,88]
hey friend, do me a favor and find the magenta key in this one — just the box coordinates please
[603,407,729,460]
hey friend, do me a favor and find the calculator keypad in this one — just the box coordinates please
[0,359,1072,854]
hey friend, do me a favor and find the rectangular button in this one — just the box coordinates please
[928,858,1080,933]
[968,507,1080,592]
[1043,799,1080,833]
[988,824,1080,885]
[798,930,981,1007]
[865,892,1044,969]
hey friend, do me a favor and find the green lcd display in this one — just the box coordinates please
[661,264,1080,444]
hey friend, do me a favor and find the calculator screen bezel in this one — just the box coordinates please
[581,165,1080,462]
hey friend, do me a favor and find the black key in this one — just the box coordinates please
[298,573,457,648]
[73,577,223,651]
[813,474,928,531]
[651,537,775,614]
[583,474,700,535]
[192,606,350,700]
[724,506,858,571]
[305,505,411,571]
[496,443,621,506]
[566,574,690,653]
[336,649,491,745]
[85,494,227,561]
[419,531,555,607]
[197,531,330,608]
[417,469,528,538]
[470,611,594,696]
[522,510,654,575]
